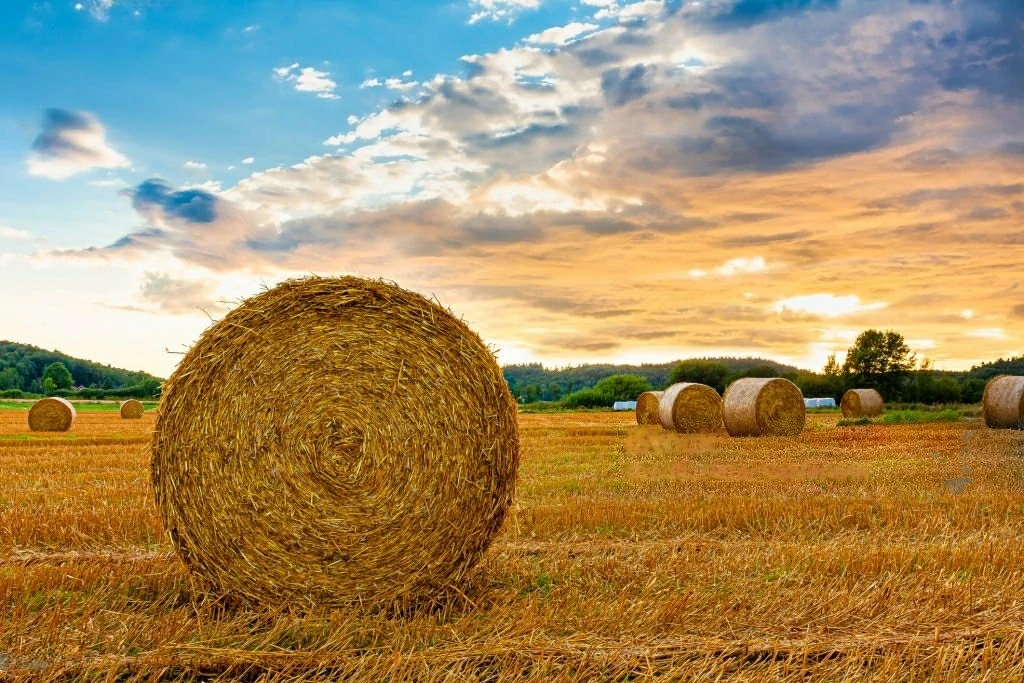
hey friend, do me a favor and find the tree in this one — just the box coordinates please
[562,388,611,409]
[42,362,73,391]
[0,367,21,391]
[593,374,652,402]
[842,330,916,400]
[668,360,730,393]
[823,354,841,378]
[41,377,57,395]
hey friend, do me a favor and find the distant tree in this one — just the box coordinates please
[669,360,730,393]
[593,374,652,402]
[562,388,612,409]
[0,367,20,391]
[545,382,563,401]
[41,377,57,395]
[823,354,841,378]
[42,362,73,391]
[842,330,916,400]
[960,378,986,404]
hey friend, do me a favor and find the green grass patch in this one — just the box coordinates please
[881,409,961,424]
[0,400,158,412]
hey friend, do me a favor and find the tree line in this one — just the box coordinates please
[0,341,163,399]
[506,330,1014,408]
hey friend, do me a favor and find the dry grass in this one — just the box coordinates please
[3,410,1024,680]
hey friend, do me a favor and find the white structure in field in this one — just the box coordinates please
[804,397,837,408]
[613,400,638,411]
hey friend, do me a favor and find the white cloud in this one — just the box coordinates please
[360,78,382,88]
[968,328,1006,339]
[362,76,420,91]
[227,165,237,171]
[595,0,663,21]
[75,0,116,21]
[716,256,766,276]
[524,22,598,46]
[273,63,339,100]
[26,109,130,180]
[87,177,128,188]
[183,160,207,170]
[243,24,260,32]
[241,157,255,165]
[0,226,33,241]
[469,0,541,24]
[774,295,888,318]
[960,309,974,319]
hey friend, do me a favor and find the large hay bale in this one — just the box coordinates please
[657,383,723,433]
[119,399,145,419]
[840,388,884,418]
[635,391,663,426]
[723,377,805,437]
[28,397,76,432]
[150,276,520,608]
[982,375,1024,429]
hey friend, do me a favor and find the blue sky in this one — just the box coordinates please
[1,0,1022,376]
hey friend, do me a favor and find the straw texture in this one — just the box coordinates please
[27,397,76,432]
[119,399,145,419]
[982,375,1024,429]
[635,391,663,426]
[840,389,884,418]
[723,378,805,437]
[150,276,520,608]
[657,383,723,433]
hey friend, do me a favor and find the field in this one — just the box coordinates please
[2,408,1024,680]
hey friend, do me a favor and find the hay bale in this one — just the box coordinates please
[119,399,145,419]
[840,388,884,418]
[635,391,663,425]
[982,375,1024,429]
[723,377,805,437]
[657,383,723,433]
[150,276,520,608]
[28,397,76,432]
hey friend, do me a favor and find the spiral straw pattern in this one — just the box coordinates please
[723,377,805,437]
[151,276,520,608]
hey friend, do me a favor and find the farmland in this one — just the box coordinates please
[2,409,1024,680]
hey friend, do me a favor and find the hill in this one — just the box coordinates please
[0,341,163,398]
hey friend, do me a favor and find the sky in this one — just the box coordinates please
[1,0,1022,378]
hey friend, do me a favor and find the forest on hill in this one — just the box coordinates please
[0,341,163,399]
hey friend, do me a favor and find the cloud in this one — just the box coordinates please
[75,0,116,21]
[26,109,129,180]
[183,160,207,170]
[773,294,888,319]
[127,179,219,224]
[0,226,33,240]
[55,0,1024,370]
[241,157,255,164]
[525,22,598,46]
[468,0,541,24]
[139,272,228,315]
[360,76,419,91]
[273,63,339,99]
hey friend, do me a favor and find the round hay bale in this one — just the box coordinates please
[657,383,723,433]
[723,377,805,437]
[982,375,1024,429]
[119,399,145,419]
[150,276,520,608]
[635,391,663,426]
[28,397,76,432]
[840,388,884,418]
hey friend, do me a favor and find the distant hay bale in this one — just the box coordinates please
[635,391,663,426]
[657,383,723,433]
[982,375,1024,429]
[119,399,145,419]
[150,276,520,608]
[723,377,805,437]
[28,397,76,432]
[840,389,884,418]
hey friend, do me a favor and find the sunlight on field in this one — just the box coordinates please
[2,411,1024,679]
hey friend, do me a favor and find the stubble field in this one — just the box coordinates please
[2,408,1024,680]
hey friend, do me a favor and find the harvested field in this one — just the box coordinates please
[2,410,1024,680]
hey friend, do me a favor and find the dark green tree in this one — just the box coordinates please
[41,377,57,395]
[842,330,916,400]
[668,360,730,393]
[593,374,652,402]
[0,367,20,391]
[42,361,73,391]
